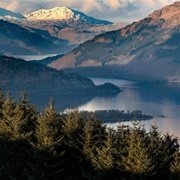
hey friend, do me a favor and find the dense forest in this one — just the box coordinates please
[0,90,179,180]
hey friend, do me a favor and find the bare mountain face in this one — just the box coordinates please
[49,2,180,82]
[0,56,120,94]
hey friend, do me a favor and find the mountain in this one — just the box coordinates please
[22,7,126,46]
[0,56,121,94]
[49,2,180,82]
[0,7,126,55]
[0,8,25,19]
[24,7,110,24]
[0,20,69,55]
[30,54,64,65]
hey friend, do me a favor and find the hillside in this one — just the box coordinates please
[0,56,120,94]
[22,7,126,46]
[0,7,126,55]
[49,2,180,82]
[0,8,25,19]
[0,20,69,55]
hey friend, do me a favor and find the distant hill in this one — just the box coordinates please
[30,54,64,65]
[0,8,25,19]
[49,2,180,82]
[0,56,121,94]
[0,7,127,55]
[0,20,69,55]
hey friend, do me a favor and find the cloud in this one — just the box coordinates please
[102,0,121,10]
[0,0,177,22]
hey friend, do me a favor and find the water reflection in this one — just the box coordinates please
[79,78,180,137]
[10,77,180,137]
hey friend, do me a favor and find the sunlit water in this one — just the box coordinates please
[26,78,180,138]
[78,78,180,138]
[9,54,180,137]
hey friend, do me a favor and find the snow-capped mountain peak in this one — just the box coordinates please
[25,7,82,21]
[24,6,111,25]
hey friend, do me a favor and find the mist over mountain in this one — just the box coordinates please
[49,2,180,82]
[0,7,126,55]
[0,20,69,55]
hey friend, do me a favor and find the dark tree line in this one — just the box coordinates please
[0,90,179,180]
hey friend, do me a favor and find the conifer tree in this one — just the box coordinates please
[82,114,106,161]
[36,98,61,149]
[123,123,154,177]
[79,114,106,179]
[148,125,171,175]
[61,110,85,179]
[61,110,84,148]
[92,128,118,178]
[170,151,180,179]
[116,124,130,172]
[0,92,17,138]
[14,92,37,140]
[35,99,66,179]
[161,133,179,174]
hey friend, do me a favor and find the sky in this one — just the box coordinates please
[0,0,177,22]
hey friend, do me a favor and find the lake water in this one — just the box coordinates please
[26,77,180,138]
[9,55,180,137]
[79,78,180,138]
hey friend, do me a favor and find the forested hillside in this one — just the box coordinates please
[0,91,179,179]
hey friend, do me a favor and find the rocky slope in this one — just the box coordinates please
[0,56,121,94]
[49,2,180,82]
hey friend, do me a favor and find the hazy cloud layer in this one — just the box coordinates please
[0,0,177,22]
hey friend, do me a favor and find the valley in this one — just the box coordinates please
[49,2,180,82]
[0,1,179,179]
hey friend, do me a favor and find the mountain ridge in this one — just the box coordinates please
[0,56,121,94]
[0,7,25,19]
[49,2,180,82]
[0,7,126,55]
[24,6,111,25]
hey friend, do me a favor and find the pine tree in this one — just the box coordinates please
[14,92,37,140]
[36,98,61,149]
[116,124,130,173]
[0,92,17,138]
[92,128,119,179]
[123,123,154,177]
[61,110,84,148]
[160,133,180,175]
[61,110,85,179]
[35,99,66,179]
[170,151,180,179]
[82,114,106,161]
[148,124,171,176]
